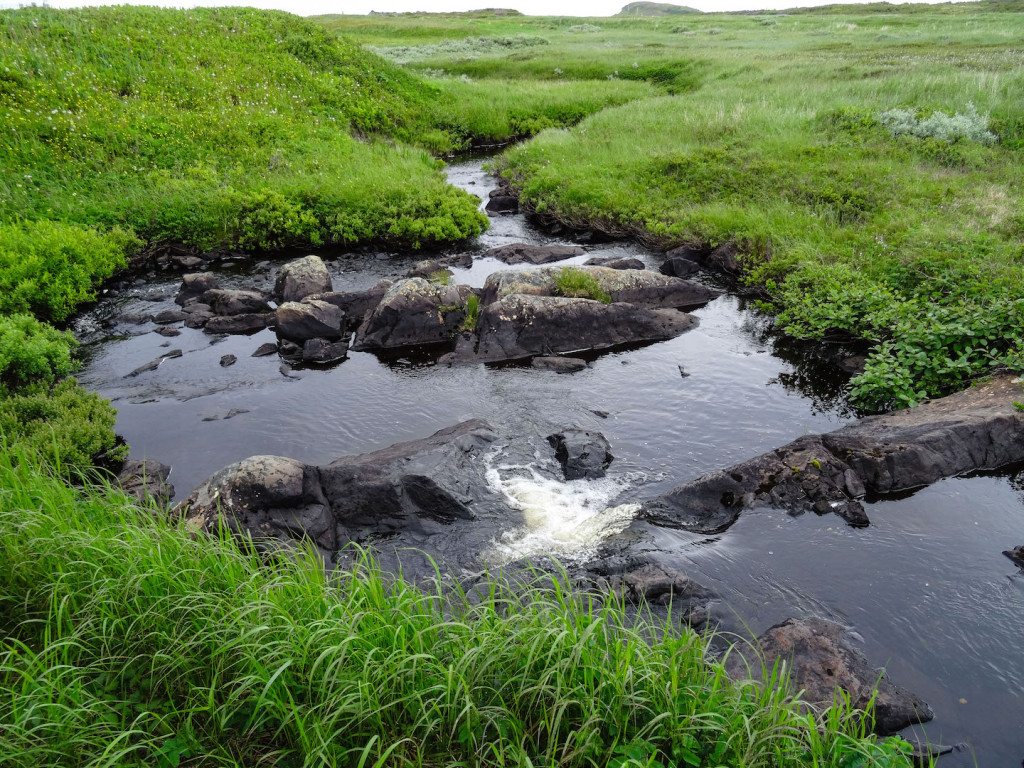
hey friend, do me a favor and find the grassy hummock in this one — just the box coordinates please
[0,444,914,768]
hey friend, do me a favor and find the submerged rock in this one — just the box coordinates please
[584,256,645,270]
[483,243,584,265]
[1003,545,1024,569]
[531,356,588,374]
[125,349,183,378]
[547,429,613,480]
[352,278,473,351]
[275,255,332,303]
[644,376,1024,532]
[726,617,933,735]
[466,294,698,364]
[117,459,174,506]
[275,299,345,343]
[152,308,187,325]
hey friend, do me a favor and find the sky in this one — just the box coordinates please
[0,0,976,15]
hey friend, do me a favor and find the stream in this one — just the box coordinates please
[76,157,1024,766]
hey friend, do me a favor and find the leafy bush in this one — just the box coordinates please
[879,104,997,145]
[555,267,613,303]
[0,221,134,322]
[0,379,125,475]
[0,314,77,395]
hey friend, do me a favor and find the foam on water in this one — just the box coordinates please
[483,453,642,565]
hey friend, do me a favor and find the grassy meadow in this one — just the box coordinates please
[322,3,1024,410]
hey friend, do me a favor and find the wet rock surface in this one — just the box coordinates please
[643,376,1024,533]
[1004,545,1024,569]
[584,255,645,270]
[726,617,933,735]
[531,356,588,373]
[204,312,272,335]
[353,278,474,352]
[275,299,345,343]
[484,242,584,265]
[548,429,613,480]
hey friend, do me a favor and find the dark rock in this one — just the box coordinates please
[485,194,519,214]
[125,349,183,378]
[302,337,349,365]
[219,354,237,367]
[181,300,212,315]
[201,288,272,316]
[252,342,279,357]
[152,308,187,325]
[908,741,960,767]
[175,273,220,305]
[726,617,933,735]
[154,326,181,337]
[184,313,212,329]
[1003,545,1024,568]
[178,420,512,568]
[274,255,332,303]
[483,243,584,265]
[352,278,473,351]
[838,354,867,374]
[584,256,645,270]
[407,259,454,281]
[660,256,700,278]
[465,294,698,364]
[706,242,742,275]
[481,266,719,309]
[275,300,345,343]
[202,408,250,422]
[644,376,1024,532]
[117,459,174,506]
[278,340,302,359]
[531,356,588,374]
[204,313,272,336]
[547,429,613,480]
[313,281,392,327]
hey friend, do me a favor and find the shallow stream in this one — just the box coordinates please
[77,157,1023,766]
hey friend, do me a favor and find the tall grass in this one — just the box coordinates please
[0,443,913,767]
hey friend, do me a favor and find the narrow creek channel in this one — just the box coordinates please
[76,156,1024,766]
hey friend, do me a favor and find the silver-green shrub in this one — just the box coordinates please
[880,103,997,145]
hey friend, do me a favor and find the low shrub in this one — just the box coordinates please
[879,104,997,145]
[0,221,134,323]
[0,379,124,475]
[555,267,613,303]
[0,314,77,395]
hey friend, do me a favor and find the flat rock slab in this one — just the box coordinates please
[461,294,698,364]
[482,265,719,309]
[643,375,1024,532]
[727,617,933,735]
[484,243,584,265]
[201,288,271,316]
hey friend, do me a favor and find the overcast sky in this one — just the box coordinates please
[0,0,975,16]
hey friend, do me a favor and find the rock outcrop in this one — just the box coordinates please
[643,376,1024,532]
[727,617,933,735]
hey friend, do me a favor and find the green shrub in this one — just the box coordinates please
[0,314,77,395]
[0,221,134,322]
[555,267,613,303]
[0,379,124,475]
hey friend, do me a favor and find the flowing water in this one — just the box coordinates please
[76,157,1024,766]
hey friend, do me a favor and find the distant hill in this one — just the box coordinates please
[616,2,700,16]
[368,8,523,16]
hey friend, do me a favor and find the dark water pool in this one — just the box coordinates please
[76,158,1023,766]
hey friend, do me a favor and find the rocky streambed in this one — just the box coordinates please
[76,157,1024,766]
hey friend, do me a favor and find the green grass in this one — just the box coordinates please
[0,442,916,768]
[330,3,1024,411]
[555,267,614,304]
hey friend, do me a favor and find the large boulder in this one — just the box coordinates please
[727,617,933,735]
[179,420,529,572]
[352,278,474,351]
[201,288,272,316]
[547,429,613,480]
[464,294,698,363]
[313,280,392,327]
[274,255,332,303]
[275,299,345,343]
[483,243,584,265]
[642,376,1024,533]
[481,266,718,309]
